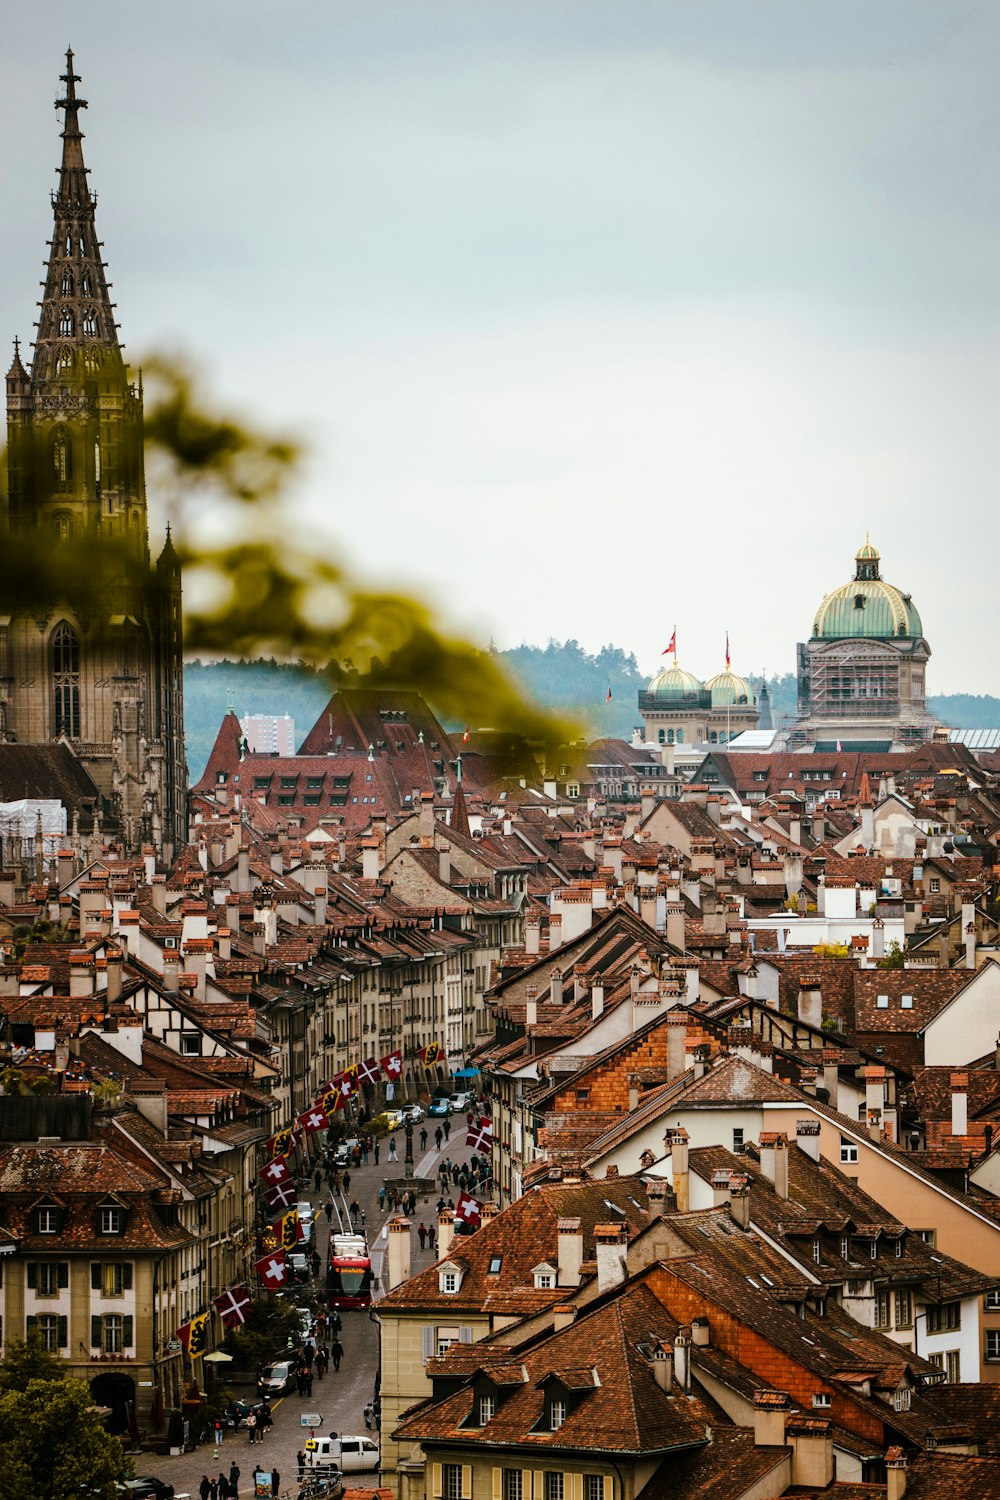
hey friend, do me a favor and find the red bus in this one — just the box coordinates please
[327,1232,373,1309]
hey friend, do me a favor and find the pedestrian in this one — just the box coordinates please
[331,1337,343,1371]
[389,1138,397,1161]
[428,1223,436,1249]
[317,1346,329,1377]
[443,1117,451,1141]
[364,1400,375,1430]
[200,1478,211,1500]
[297,1451,306,1481]
[331,1308,342,1334]
[260,1400,273,1435]
[228,1461,241,1498]
[418,1222,427,1250]
[304,1369,313,1396]
[378,1185,386,1211]
[343,1171,351,1195]
[363,1141,370,1164]
[435,1127,442,1150]
[466,1110,474,1127]
[218,1472,229,1499]
[315,1352,324,1381]
[245,1412,256,1445]
[374,1141,380,1165]
[252,1470,261,1496]
[271,1469,280,1498]
[314,1167,322,1192]
[361,1206,367,1227]
[324,1200,333,1224]
[350,1199,360,1222]
[419,1127,428,1151]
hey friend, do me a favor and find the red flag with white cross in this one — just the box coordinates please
[214,1285,252,1329]
[467,1116,494,1151]
[256,1248,289,1290]
[299,1103,328,1134]
[265,1177,296,1212]
[380,1050,402,1082]
[358,1057,380,1087]
[455,1191,482,1230]
[259,1156,291,1187]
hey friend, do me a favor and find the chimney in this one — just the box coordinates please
[226,894,241,933]
[550,969,563,1006]
[787,1416,834,1489]
[797,976,823,1029]
[951,1072,969,1138]
[666,1013,687,1082]
[651,1341,673,1392]
[886,1447,908,1500]
[437,1208,455,1260]
[216,928,232,962]
[270,850,284,877]
[525,988,538,1028]
[753,1390,791,1448]
[796,1119,821,1162]
[591,981,605,1019]
[549,913,563,950]
[361,839,382,882]
[557,1217,583,1287]
[811,811,825,844]
[672,1327,692,1393]
[593,1224,629,1294]
[419,792,435,844]
[665,904,686,953]
[150,875,168,916]
[758,1133,789,1199]
[552,1305,576,1333]
[386,1216,412,1291]
[105,948,123,1005]
[130,1079,168,1138]
[666,1128,689,1212]
[438,846,452,886]
[525,913,541,956]
[236,848,250,893]
[691,1316,710,1347]
[822,1057,840,1105]
[962,903,976,970]
[69,954,95,998]
[162,953,179,994]
[728,1177,751,1230]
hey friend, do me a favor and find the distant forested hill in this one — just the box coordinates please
[181,651,1000,783]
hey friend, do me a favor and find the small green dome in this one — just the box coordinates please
[647,664,704,702]
[705,668,755,708]
[812,542,923,641]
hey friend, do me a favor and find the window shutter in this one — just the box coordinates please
[431,1464,443,1499]
[91,1263,101,1291]
[58,1263,69,1290]
[569,1476,583,1500]
[58,1315,68,1348]
[123,1315,133,1348]
[122,1262,133,1290]
[91,1315,102,1348]
[422,1325,435,1361]
[26,1263,36,1290]
[459,1325,474,1343]
[26,1315,37,1334]
[462,1466,472,1499]
[492,1469,503,1500]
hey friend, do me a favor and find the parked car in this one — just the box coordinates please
[289,1251,311,1282]
[427,1097,451,1117]
[257,1358,297,1396]
[297,1200,315,1226]
[305,1434,381,1473]
[450,1090,475,1114]
[400,1103,425,1123]
[382,1110,403,1131]
[114,1481,175,1500]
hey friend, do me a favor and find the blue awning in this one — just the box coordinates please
[452,1067,480,1078]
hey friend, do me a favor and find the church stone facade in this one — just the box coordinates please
[3,54,185,858]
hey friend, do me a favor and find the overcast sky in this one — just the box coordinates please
[4,1,999,696]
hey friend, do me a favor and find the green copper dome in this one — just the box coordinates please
[647,664,704,702]
[812,542,923,641]
[705,668,755,708]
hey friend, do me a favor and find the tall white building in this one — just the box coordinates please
[240,714,296,755]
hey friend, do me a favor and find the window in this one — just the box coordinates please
[488,1256,503,1275]
[901,994,913,1009]
[99,1207,123,1235]
[36,1207,59,1235]
[893,1290,912,1328]
[61,268,74,295]
[945,1350,960,1384]
[52,621,80,738]
[676,729,684,743]
[811,1239,821,1264]
[441,1271,458,1294]
[82,308,98,336]
[535,1270,554,1289]
[93,1313,133,1354]
[28,1262,68,1297]
[986,1331,1000,1362]
[732,1128,744,1151]
[584,1478,604,1500]
[893,1387,911,1411]
[929,879,940,894]
[179,1032,202,1056]
[985,1291,1000,1311]
[927,1302,960,1333]
[812,1393,831,1409]
[93,1262,132,1297]
[916,1229,936,1248]
[443,1466,464,1500]
[503,1471,523,1500]
[478,1395,495,1426]
[549,1398,567,1431]
[30,1313,67,1351]
[875,1291,890,1329]
[545,1475,564,1500]
[58,307,75,335]
[841,1236,850,1260]
[839,1137,858,1164]
[876,993,889,1009]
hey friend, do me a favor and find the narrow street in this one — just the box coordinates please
[157,1119,475,1498]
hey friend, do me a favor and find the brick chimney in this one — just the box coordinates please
[386,1216,411,1291]
[753,1389,791,1447]
[787,1416,834,1488]
[886,1446,908,1500]
[557,1217,583,1287]
[728,1176,751,1230]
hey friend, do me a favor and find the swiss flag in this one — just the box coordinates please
[256,1249,288,1289]
[467,1117,494,1152]
[358,1057,380,1087]
[214,1285,252,1329]
[455,1191,482,1230]
[662,628,676,657]
[381,1051,402,1081]
[259,1157,290,1186]
[299,1104,328,1134]
[338,1072,358,1099]
[265,1177,297,1211]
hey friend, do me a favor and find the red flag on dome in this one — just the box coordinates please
[662,629,676,657]
[725,632,731,669]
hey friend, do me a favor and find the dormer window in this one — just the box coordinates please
[533,1262,557,1290]
[478,1394,495,1425]
[36,1206,61,1236]
[549,1398,567,1431]
[99,1206,124,1235]
[438,1261,465,1295]
[442,1272,458,1294]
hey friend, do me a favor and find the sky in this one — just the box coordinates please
[3,1,999,695]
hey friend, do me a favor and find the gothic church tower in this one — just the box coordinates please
[4,53,185,857]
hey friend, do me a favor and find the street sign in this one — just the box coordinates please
[300,1412,324,1428]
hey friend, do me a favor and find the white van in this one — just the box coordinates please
[305,1434,380,1472]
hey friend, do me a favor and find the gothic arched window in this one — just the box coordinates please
[61,268,74,295]
[52,621,80,739]
[56,348,74,376]
[667,729,675,745]
[82,309,98,336]
[81,269,94,295]
[53,433,73,487]
[58,308,74,336]
[52,511,75,543]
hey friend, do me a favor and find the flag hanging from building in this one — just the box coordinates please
[381,1050,403,1081]
[256,1248,289,1290]
[274,1209,304,1251]
[259,1156,290,1187]
[265,1177,297,1212]
[455,1191,482,1231]
[606,681,612,703]
[214,1285,252,1329]
[467,1116,494,1151]
[266,1126,295,1159]
[662,629,676,657]
[358,1056,380,1087]
[299,1103,328,1134]
[418,1041,442,1066]
[178,1311,210,1357]
[725,632,731,669]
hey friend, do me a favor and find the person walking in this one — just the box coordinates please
[361,1206,367,1228]
[343,1170,351,1195]
[388,1138,397,1161]
[245,1411,257,1445]
[314,1167,322,1193]
[374,1141,380,1165]
[209,1480,218,1500]
[378,1184,387,1211]
[419,1127,428,1151]
[297,1451,306,1481]
[418,1222,427,1250]
[304,1368,313,1396]
[199,1478,211,1500]
[428,1222,436,1250]
[362,1140,370,1164]
[331,1337,344,1372]
[434,1126,442,1150]
[324,1200,333,1224]
[364,1400,375,1430]
[218,1471,229,1499]
[350,1198,360,1223]
[228,1461,241,1497]
[271,1469,280,1498]
[443,1117,451,1141]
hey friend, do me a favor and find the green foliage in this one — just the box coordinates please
[0,1350,130,1499]
[877,940,906,969]
[220,1292,300,1369]
[812,942,850,958]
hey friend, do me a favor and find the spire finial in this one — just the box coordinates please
[13,336,19,358]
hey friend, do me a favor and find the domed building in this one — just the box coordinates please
[793,541,938,749]
[639,655,759,748]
